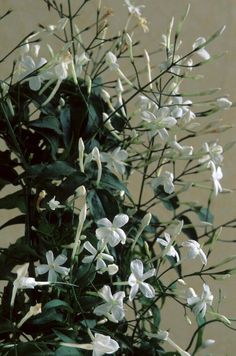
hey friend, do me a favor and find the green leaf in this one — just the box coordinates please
[27,161,76,179]
[30,116,62,135]
[181,215,198,241]
[44,299,73,313]
[101,171,130,197]
[76,263,96,289]
[55,347,81,356]
[87,189,119,220]
[197,207,214,224]
[53,329,76,343]
[0,189,26,212]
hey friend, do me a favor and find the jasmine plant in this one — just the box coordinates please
[0,1,235,355]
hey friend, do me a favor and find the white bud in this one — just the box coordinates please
[108,264,119,275]
[201,339,215,349]
[216,97,232,110]
[141,213,152,228]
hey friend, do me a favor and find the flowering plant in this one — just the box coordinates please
[0,1,235,355]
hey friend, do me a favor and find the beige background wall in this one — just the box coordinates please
[0,0,236,355]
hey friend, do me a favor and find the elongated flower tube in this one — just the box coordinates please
[79,137,85,173]
[155,330,191,356]
[72,202,87,260]
[17,303,42,328]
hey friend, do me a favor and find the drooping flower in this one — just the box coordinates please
[210,162,223,196]
[36,250,70,282]
[11,263,49,307]
[152,171,175,194]
[192,37,210,60]
[198,142,223,167]
[96,214,129,247]
[94,285,125,323]
[106,51,119,71]
[156,232,180,262]
[17,303,42,328]
[100,147,128,175]
[156,330,191,356]
[187,283,213,318]
[128,259,156,301]
[182,240,207,265]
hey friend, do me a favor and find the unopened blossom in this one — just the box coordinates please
[192,37,210,60]
[210,162,223,196]
[182,240,207,265]
[100,147,128,175]
[82,241,117,275]
[156,232,180,262]
[124,0,145,17]
[128,259,156,301]
[216,97,232,110]
[152,171,175,194]
[36,250,70,282]
[96,214,129,247]
[94,285,125,323]
[187,283,213,318]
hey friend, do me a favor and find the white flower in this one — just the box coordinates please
[192,37,210,60]
[94,285,125,323]
[168,135,193,157]
[100,147,128,175]
[156,330,191,356]
[141,105,177,140]
[182,240,207,265]
[199,142,223,167]
[17,303,42,328]
[124,0,145,17]
[210,162,223,196]
[60,332,119,356]
[156,232,180,262]
[105,52,119,71]
[169,96,193,119]
[11,263,49,306]
[17,44,47,91]
[152,171,175,194]
[92,333,119,356]
[36,250,70,282]
[96,214,129,247]
[216,97,232,110]
[187,283,213,318]
[75,52,90,77]
[128,259,156,301]
[48,196,62,210]
[82,241,116,275]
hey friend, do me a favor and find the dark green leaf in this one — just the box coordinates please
[101,171,130,196]
[30,116,62,135]
[76,263,96,288]
[27,161,76,179]
[44,299,73,313]
[59,106,71,146]
[55,346,81,356]
[0,190,26,212]
[181,215,198,241]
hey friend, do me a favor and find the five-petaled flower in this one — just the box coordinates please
[96,214,129,247]
[36,250,70,282]
[187,283,213,318]
[152,171,175,194]
[94,285,125,323]
[156,232,180,262]
[128,259,156,301]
